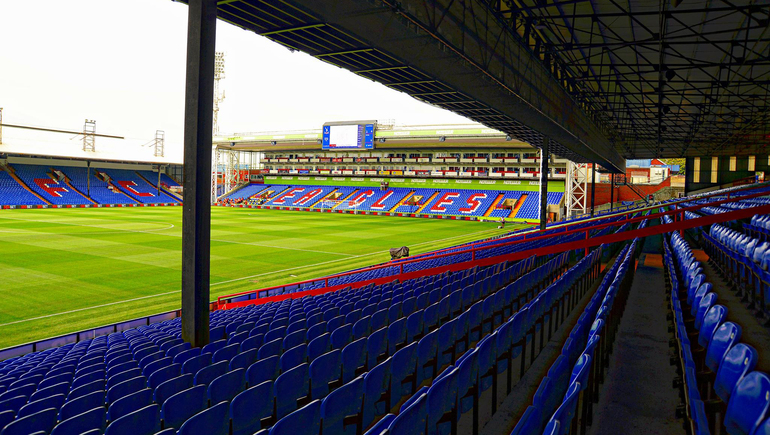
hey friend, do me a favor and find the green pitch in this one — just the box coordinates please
[0,207,521,349]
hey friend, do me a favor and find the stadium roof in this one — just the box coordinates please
[179,0,770,170]
[214,123,547,151]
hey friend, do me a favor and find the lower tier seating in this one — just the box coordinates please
[664,220,770,435]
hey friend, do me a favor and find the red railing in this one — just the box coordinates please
[216,182,770,308]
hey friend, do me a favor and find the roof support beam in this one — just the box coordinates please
[181,0,216,348]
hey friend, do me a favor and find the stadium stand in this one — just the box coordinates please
[0,168,47,206]
[63,167,134,205]
[12,164,92,206]
[101,169,179,204]
[0,226,612,435]
[2,169,770,435]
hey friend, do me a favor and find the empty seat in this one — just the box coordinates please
[274,363,310,420]
[161,385,207,430]
[724,372,770,435]
[104,404,160,435]
[17,393,65,418]
[309,350,341,399]
[108,388,153,421]
[177,401,229,435]
[208,368,246,404]
[0,407,58,435]
[321,376,364,435]
[59,390,105,421]
[269,400,321,435]
[247,356,279,387]
[230,381,274,435]
[51,407,107,435]
[154,374,193,407]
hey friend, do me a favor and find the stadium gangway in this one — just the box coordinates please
[216,189,770,309]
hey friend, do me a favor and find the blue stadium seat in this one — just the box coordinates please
[107,376,147,404]
[0,407,57,435]
[212,343,240,364]
[59,390,105,421]
[104,404,160,435]
[194,361,228,386]
[310,349,341,399]
[230,381,274,435]
[148,364,181,390]
[392,343,418,405]
[706,322,742,373]
[108,388,153,421]
[67,380,105,402]
[270,399,321,435]
[247,355,280,388]
[363,358,391,429]
[161,385,207,430]
[154,374,193,407]
[724,372,770,435]
[182,353,212,376]
[715,343,759,402]
[281,344,309,372]
[341,338,367,383]
[388,391,427,435]
[177,401,229,435]
[208,368,246,404]
[274,363,310,419]
[698,305,728,348]
[51,407,107,435]
[321,375,363,435]
[427,366,458,435]
[17,393,65,418]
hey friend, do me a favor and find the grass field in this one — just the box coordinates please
[0,207,520,348]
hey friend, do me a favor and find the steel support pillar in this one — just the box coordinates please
[539,138,549,230]
[590,163,596,217]
[181,0,216,348]
[610,173,614,212]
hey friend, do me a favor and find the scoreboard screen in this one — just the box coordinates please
[322,123,375,150]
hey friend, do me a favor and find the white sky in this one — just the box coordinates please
[0,0,472,163]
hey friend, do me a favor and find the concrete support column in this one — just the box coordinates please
[181,0,217,347]
[610,173,614,212]
[590,162,596,217]
[539,137,549,230]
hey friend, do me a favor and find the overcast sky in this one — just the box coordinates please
[0,0,472,163]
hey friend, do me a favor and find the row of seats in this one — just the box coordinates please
[101,169,179,204]
[362,249,602,435]
[664,223,770,435]
[535,240,636,435]
[12,164,92,206]
[223,183,567,218]
[64,168,130,205]
[704,222,770,317]
[509,222,646,434]
[0,170,46,206]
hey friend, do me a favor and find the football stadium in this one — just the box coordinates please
[0,1,769,435]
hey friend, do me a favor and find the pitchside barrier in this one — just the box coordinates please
[220,203,487,221]
[0,181,766,361]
